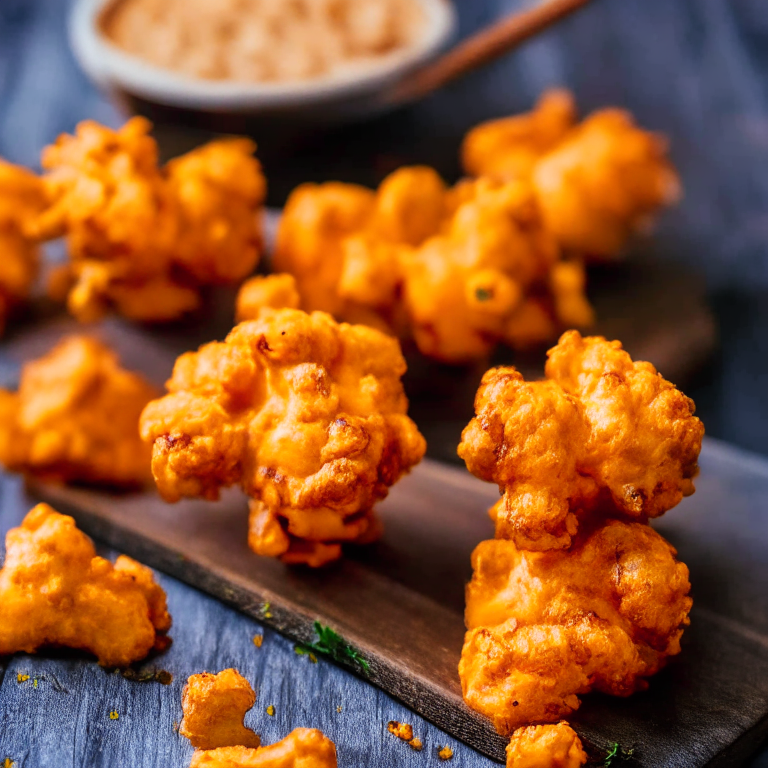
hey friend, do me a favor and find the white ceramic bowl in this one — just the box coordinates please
[70,0,457,124]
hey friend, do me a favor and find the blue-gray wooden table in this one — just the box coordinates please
[1,0,768,765]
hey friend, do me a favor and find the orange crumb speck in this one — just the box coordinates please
[109,710,119,720]
[253,635,263,648]
[266,705,275,716]
[16,674,28,683]
[409,738,423,752]
[438,746,454,760]
[387,721,413,741]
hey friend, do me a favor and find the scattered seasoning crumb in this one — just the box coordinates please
[408,738,423,752]
[253,634,264,648]
[512,700,519,707]
[33,678,38,689]
[109,710,119,720]
[16,674,29,683]
[294,645,319,664]
[336,705,343,713]
[438,746,454,761]
[155,670,173,685]
[387,720,414,741]
[261,602,273,619]
[2,758,14,768]
[266,705,275,716]
[172,721,179,733]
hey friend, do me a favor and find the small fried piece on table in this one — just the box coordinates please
[0,158,46,334]
[461,89,576,180]
[506,723,586,768]
[460,521,691,733]
[0,503,171,666]
[140,309,425,565]
[0,335,156,487]
[190,728,337,768]
[181,669,260,750]
[458,330,703,549]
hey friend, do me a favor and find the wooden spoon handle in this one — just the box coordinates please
[389,0,593,103]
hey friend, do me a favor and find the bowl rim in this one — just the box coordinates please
[70,0,458,110]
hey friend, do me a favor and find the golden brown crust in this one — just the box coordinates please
[236,274,301,322]
[0,335,156,487]
[460,521,691,733]
[506,723,587,768]
[275,168,593,363]
[181,669,260,750]
[0,504,171,666]
[0,158,46,334]
[458,331,703,549]
[33,118,265,323]
[140,309,425,564]
[533,109,680,258]
[461,89,680,260]
[461,90,576,180]
[189,728,337,768]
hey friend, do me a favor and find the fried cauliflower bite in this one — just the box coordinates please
[236,274,301,322]
[458,331,703,549]
[140,309,425,565]
[0,503,171,666]
[273,167,447,333]
[0,335,156,487]
[460,521,692,733]
[181,669,260,750]
[33,117,265,322]
[506,723,587,768]
[190,728,337,768]
[0,159,46,334]
[402,177,591,362]
[532,108,681,259]
[165,138,266,284]
[461,89,576,180]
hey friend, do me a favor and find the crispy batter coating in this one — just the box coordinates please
[165,137,265,283]
[140,309,425,565]
[236,274,301,322]
[461,90,576,180]
[0,335,156,487]
[458,331,703,549]
[190,728,337,768]
[460,521,691,734]
[402,177,592,363]
[533,109,680,258]
[33,117,265,322]
[181,669,260,750]
[506,723,587,768]
[0,503,171,666]
[0,159,46,334]
[462,90,680,260]
[276,168,593,362]
[274,168,445,334]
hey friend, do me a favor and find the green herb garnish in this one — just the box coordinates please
[604,742,635,766]
[297,621,370,674]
